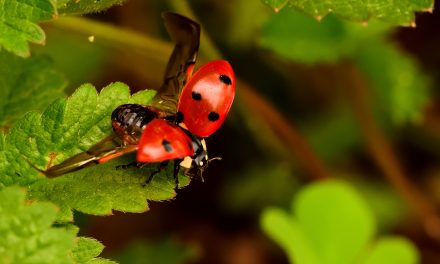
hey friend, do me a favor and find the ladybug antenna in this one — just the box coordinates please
[197,156,222,182]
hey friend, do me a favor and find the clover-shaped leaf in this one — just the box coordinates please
[261,180,420,264]
[1,83,189,220]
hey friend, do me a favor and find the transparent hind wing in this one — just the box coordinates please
[152,12,201,114]
[43,136,137,177]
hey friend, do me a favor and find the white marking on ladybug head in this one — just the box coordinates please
[179,156,192,169]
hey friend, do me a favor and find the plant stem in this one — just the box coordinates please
[346,62,440,241]
[47,16,172,65]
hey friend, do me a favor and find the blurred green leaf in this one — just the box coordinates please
[222,163,297,212]
[0,0,54,57]
[354,41,430,124]
[295,180,375,264]
[0,50,66,127]
[261,10,429,125]
[112,239,197,264]
[350,178,408,232]
[260,10,390,64]
[262,208,319,264]
[362,237,419,264]
[0,186,114,263]
[302,108,360,163]
[263,0,433,26]
[0,186,75,263]
[34,27,107,91]
[261,180,420,264]
[261,12,355,64]
[0,83,189,219]
[0,0,126,57]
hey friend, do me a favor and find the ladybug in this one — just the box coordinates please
[41,12,235,187]
[176,60,235,138]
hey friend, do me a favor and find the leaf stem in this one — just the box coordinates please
[346,61,440,241]
[47,16,172,65]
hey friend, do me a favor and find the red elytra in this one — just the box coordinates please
[177,60,235,138]
[137,119,194,163]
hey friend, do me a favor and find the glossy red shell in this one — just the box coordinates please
[177,60,235,138]
[137,119,194,163]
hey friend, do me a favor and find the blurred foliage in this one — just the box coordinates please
[260,10,429,125]
[33,27,108,91]
[112,240,197,264]
[0,50,66,127]
[0,0,126,57]
[261,181,419,264]
[0,186,112,263]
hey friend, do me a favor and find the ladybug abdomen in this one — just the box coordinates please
[111,104,160,145]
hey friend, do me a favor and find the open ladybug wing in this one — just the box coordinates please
[43,136,137,177]
[152,12,201,114]
[177,60,236,138]
[137,119,194,163]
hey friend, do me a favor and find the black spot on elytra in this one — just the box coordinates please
[219,75,232,85]
[208,112,220,122]
[176,111,184,123]
[162,139,173,152]
[192,91,202,101]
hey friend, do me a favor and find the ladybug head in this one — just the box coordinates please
[179,138,221,182]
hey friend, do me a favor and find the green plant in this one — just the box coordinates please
[261,180,419,264]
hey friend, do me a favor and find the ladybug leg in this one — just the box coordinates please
[173,159,183,188]
[142,161,169,187]
[116,161,145,170]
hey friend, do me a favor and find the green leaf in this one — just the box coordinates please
[0,50,67,127]
[112,240,197,264]
[262,208,319,264]
[261,180,420,264]
[1,82,190,218]
[0,0,126,57]
[0,186,76,263]
[260,10,390,64]
[261,11,354,64]
[72,237,117,264]
[362,237,420,264]
[57,0,127,15]
[0,0,55,57]
[263,0,433,26]
[295,181,375,264]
